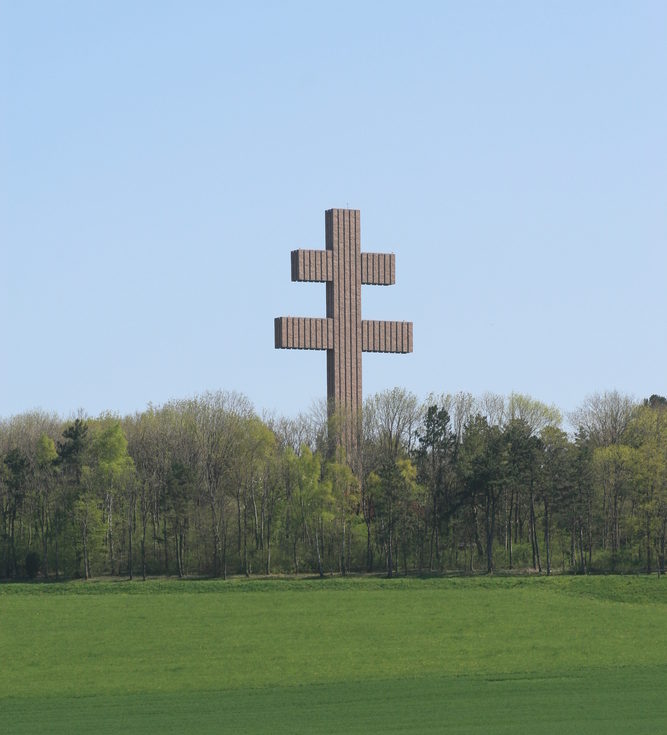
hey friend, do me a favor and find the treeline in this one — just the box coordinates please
[1,389,665,581]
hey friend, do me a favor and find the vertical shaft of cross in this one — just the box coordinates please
[326,209,362,440]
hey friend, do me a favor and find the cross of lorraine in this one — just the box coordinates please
[274,208,413,455]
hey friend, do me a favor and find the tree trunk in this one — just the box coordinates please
[128,507,133,580]
[107,492,115,576]
[243,501,249,577]
[82,516,90,580]
[341,520,346,576]
[40,493,49,579]
[222,521,228,580]
[236,490,242,556]
[530,490,541,573]
[507,488,514,570]
[612,491,619,554]
[387,522,393,579]
[366,519,373,572]
[315,521,323,578]
[485,492,495,574]
[251,490,260,551]
[587,494,593,571]
[152,507,159,566]
[209,497,220,576]
[141,517,147,581]
[646,511,651,574]
[162,515,168,573]
[55,523,60,581]
[175,527,183,578]
[543,498,551,576]
[10,510,17,578]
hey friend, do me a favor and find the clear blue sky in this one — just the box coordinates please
[1,1,665,420]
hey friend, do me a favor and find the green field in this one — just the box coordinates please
[1,576,665,733]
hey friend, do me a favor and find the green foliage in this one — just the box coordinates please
[506,392,562,432]
[92,421,133,476]
[36,433,57,467]
[57,418,89,484]
[3,447,29,494]
[1,388,666,580]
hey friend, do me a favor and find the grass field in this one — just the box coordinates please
[1,575,665,733]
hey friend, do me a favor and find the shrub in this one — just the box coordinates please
[25,551,41,580]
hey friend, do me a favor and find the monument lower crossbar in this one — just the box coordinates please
[274,208,413,454]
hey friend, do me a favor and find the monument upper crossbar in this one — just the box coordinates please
[274,208,413,450]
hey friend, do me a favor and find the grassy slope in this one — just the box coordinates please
[1,576,665,734]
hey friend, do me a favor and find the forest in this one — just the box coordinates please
[1,389,665,581]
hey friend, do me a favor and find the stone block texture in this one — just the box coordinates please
[361,320,413,353]
[361,252,395,285]
[274,316,333,350]
[291,249,333,282]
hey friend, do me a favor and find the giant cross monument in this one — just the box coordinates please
[274,208,413,452]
